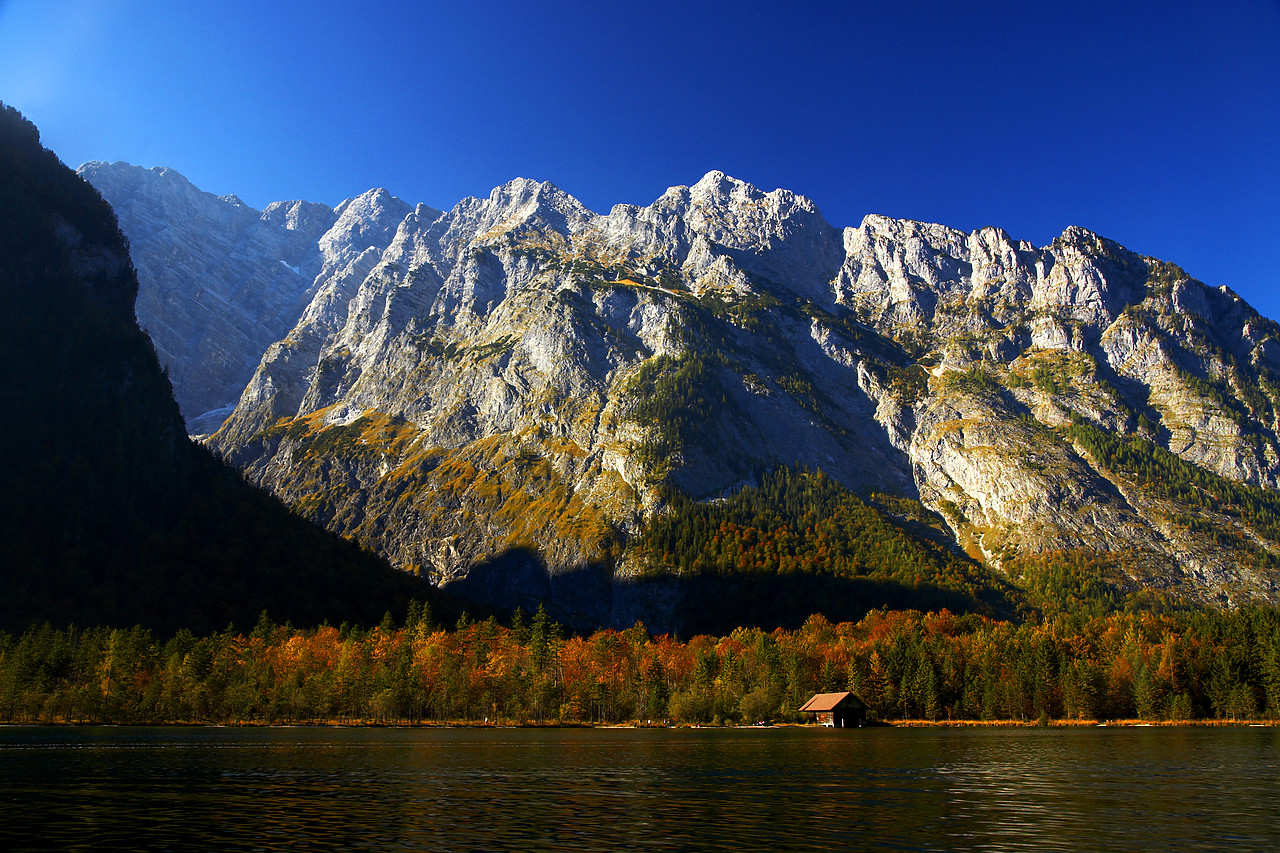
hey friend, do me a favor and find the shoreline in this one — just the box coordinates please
[2,718,1276,729]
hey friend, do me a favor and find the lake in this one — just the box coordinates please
[1,725,1277,851]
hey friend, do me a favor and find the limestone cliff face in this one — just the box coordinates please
[79,162,421,433]
[101,163,1280,610]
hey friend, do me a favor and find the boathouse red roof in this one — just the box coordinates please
[799,691,857,712]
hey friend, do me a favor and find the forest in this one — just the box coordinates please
[636,466,1017,621]
[4,603,1279,726]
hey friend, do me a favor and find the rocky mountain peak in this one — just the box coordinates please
[329,191,418,263]
[590,171,844,306]
[409,179,599,287]
[261,199,339,242]
[689,168,747,201]
[79,161,261,233]
[326,189,413,252]
[1034,226,1145,326]
[480,177,599,237]
[488,176,556,204]
[688,169,825,221]
[413,201,443,220]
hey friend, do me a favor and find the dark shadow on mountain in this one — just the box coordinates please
[631,572,1004,638]
[442,546,1012,637]
[442,547,615,633]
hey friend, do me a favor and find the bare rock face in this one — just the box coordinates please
[101,163,1280,612]
[78,162,420,433]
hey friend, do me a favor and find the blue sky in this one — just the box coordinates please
[3,0,1278,317]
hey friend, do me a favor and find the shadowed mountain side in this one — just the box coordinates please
[658,573,1013,638]
[441,546,1017,636]
[0,444,438,635]
[441,547,615,632]
[0,103,444,635]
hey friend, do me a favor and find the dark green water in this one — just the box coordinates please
[1,725,1277,851]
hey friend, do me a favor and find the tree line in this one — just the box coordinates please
[4,603,1280,726]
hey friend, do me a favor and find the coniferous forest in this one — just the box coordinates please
[3,604,1280,725]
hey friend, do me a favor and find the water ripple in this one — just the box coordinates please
[0,727,1277,851]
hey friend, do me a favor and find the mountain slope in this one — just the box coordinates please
[0,104,435,634]
[93,162,1280,626]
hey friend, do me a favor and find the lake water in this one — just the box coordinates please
[1,725,1277,851]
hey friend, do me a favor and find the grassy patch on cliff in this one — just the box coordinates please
[1066,414,1280,559]
[256,415,628,570]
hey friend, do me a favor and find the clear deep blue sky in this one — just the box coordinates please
[3,1,1278,317]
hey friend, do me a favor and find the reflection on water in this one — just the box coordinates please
[1,726,1277,851]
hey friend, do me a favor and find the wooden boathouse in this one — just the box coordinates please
[799,691,868,727]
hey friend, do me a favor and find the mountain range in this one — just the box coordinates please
[76,158,1280,630]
